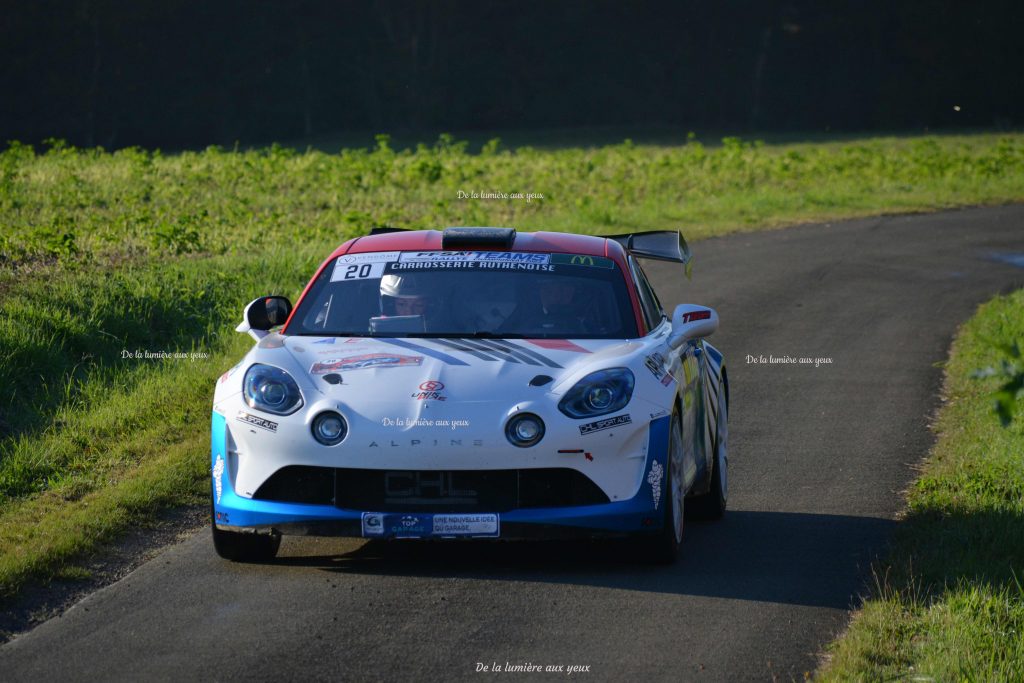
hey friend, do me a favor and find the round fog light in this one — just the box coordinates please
[312,411,348,446]
[506,413,545,448]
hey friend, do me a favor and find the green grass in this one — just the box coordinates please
[820,290,1024,682]
[1,132,1023,600]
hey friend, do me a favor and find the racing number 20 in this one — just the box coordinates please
[343,264,373,280]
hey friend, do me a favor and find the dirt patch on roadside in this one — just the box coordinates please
[0,503,207,644]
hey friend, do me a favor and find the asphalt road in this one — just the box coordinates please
[3,206,1023,682]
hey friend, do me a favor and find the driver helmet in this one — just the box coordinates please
[380,274,431,316]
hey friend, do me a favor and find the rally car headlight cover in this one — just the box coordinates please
[558,367,635,418]
[243,364,303,415]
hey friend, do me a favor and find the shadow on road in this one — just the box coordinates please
[271,509,895,610]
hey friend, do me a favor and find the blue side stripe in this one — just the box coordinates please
[377,338,470,365]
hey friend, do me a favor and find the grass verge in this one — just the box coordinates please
[1,132,1023,601]
[819,289,1024,681]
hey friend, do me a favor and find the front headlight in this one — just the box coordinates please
[243,364,303,416]
[558,367,634,418]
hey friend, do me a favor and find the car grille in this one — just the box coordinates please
[252,466,609,512]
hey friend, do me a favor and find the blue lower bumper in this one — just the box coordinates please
[211,412,670,539]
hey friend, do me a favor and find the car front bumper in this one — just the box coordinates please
[211,412,671,540]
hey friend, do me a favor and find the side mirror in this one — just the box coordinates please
[236,296,293,340]
[667,304,718,349]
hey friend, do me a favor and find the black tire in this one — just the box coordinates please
[211,496,280,563]
[686,379,728,520]
[637,410,685,564]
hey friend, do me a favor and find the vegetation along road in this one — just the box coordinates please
[0,136,1022,679]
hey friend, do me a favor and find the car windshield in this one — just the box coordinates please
[287,250,638,339]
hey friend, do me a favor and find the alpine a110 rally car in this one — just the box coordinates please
[211,226,728,563]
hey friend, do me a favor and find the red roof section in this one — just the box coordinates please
[329,229,623,260]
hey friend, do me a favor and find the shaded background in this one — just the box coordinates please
[3,0,1022,150]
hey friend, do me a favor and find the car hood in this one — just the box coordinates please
[271,334,646,408]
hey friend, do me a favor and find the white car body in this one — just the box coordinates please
[210,227,728,562]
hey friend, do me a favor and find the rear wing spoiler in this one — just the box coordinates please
[606,230,693,276]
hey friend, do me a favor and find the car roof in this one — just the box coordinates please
[286,228,647,336]
[330,229,623,260]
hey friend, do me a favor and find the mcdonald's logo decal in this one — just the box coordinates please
[551,254,614,269]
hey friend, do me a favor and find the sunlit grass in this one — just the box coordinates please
[820,290,1024,682]
[1,132,1023,599]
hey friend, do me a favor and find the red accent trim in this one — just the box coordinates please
[558,449,584,454]
[281,236,360,333]
[341,230,610,256]
[527,339,591,353]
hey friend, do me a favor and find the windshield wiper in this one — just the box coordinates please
[464,331,526,338]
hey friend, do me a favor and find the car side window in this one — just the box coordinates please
[634,258,665,322]
[628,256,662,332]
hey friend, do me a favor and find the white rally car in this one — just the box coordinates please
[211,227,728,563]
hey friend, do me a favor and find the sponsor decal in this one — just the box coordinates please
[411,379,447,401]
[550,254,615,269]
[681,309,711,323]
[409,382,446,403]
[311,353,423,374]
[331,252,400,282]
[237,411,279,433]
[399,515,429,535]
[432,514,499,536]
[645,351,676,386]
[389,252,554,272]
[399,251,550,264]
[360,512,499,538]
[579,414,632,435]
[650,409,669,419]
[338,251,400,264]
[361,512,385,536]
[647,460,664,510]
[212,454,225,504]
[644,352,667,380]
[385,471,477,499]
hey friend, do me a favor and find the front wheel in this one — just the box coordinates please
[637,410,685,564]
[211,495,280,562]
[686,379,728,520]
